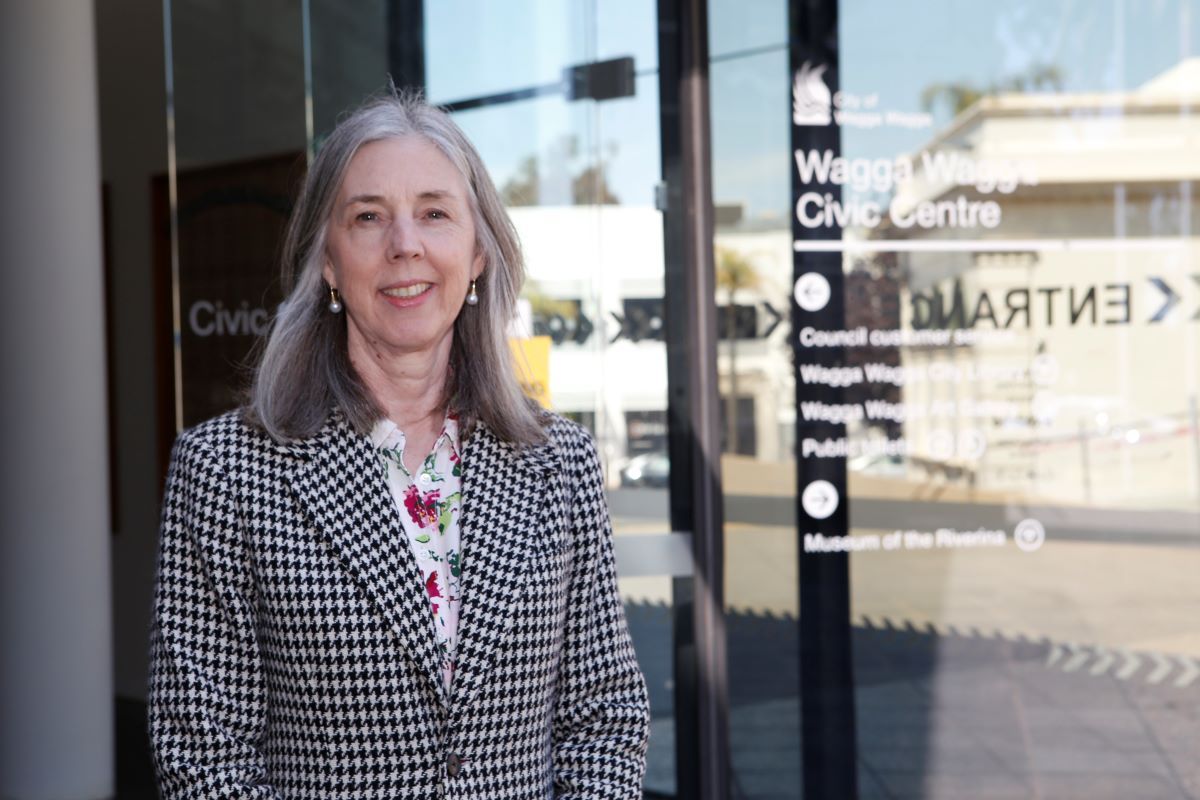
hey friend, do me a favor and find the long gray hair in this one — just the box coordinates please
[246,92,545,444]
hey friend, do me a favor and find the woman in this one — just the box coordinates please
[148,93,650,798]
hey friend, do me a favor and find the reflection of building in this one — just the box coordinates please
[511,207,797,470]
[714,228,796,463]
[874,61,1200,510]
[510,206,666,472]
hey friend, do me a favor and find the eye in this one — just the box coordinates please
[355,210,380,223]
[426,209,448,220]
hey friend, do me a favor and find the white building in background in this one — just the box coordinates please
[869,59,1200,510]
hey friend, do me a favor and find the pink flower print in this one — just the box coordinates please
[425,571,442,599]
[426,572,442,619]
[404,485,440,528]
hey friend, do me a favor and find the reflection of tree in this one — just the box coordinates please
[571,164,619,206]
[522,279,576,320]
[716,246,760,452]
[502,156,540,206]
[501,135,619,206]
[844,254,903,440]
[921,63,1064,116]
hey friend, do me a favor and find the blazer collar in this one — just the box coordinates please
[287,409,563,709]
[451,419,561,708]
[289,409,450,704]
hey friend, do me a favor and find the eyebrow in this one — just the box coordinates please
[343,190,458,206]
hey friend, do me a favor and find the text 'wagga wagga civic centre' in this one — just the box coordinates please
[794,148,1039,230]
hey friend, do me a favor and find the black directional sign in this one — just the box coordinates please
[761,301,785,337]
[531,299,595,345]
[610,298,665,343]
[790,1,857,794]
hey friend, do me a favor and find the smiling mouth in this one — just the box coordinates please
[382,282,432,299]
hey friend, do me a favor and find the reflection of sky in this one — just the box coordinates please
[426,0,661,207]
[427,1,1196,224]
[841,0,1199,162]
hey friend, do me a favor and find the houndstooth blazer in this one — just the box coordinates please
[148,408,650,799]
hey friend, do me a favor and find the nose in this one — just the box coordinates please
[386,216,424,261]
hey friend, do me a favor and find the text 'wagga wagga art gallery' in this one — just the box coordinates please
[794,149,1039,231]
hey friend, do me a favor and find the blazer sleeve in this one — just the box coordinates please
[147,430,280,799]
[552,428,651,799]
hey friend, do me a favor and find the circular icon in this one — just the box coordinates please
[958,428,988,460]
[1030,354,1060,387]
[927,430,955,461]
[794,272,832,312]
[1013,518,1046,553]
[801,480,839,520]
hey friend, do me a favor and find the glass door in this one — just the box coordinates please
[391,4,684,794]
[165,2,705,793]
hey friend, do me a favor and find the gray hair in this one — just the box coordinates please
[246,91,545,445]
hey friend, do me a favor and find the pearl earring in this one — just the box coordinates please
[466,280,479,306]
[328,286,343,314]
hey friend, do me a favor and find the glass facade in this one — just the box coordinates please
[786,1,1200,797]
[158,1,1200,797]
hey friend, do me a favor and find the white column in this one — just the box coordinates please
[0,2,114,799]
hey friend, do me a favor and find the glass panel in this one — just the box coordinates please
[720,1,1200,796]
[832,2,1200,798]
[312,2,676,793]
[708,8,803,797]
[170,1,674,792]
[167,0,307,427]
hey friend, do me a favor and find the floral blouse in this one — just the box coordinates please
[371,415,463,690]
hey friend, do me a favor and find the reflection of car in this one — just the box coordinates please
[847,453,906,477]
[620,451,670,488]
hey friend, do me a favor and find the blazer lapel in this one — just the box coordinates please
[450,422,561,708]
[289,412,447,704]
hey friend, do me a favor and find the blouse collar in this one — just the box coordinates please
[370,413,462,461]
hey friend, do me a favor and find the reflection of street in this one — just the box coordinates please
[614,484,1200,659]
[612,486,1200,798]
[848,532,1200,659]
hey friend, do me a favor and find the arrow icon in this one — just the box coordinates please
[609,311,633,343]
[1062,645,1089,672]
[1089,648,1114,676]
[1116,650,1141,680]
[1148,277,1181,323]
[794,272,832,312]
[1045,643,1064,667]
[573,312,593,344]
[1147,652,1172,684]
[801,480,839,519]
[761,302,784,337]
[1175,657,1199,688]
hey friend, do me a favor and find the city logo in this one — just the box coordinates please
[793,61,832,126]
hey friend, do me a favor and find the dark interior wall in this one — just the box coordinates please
[95,0,169,700]
[93,0,392,701]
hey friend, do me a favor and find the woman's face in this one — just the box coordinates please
[323,136,484,367]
